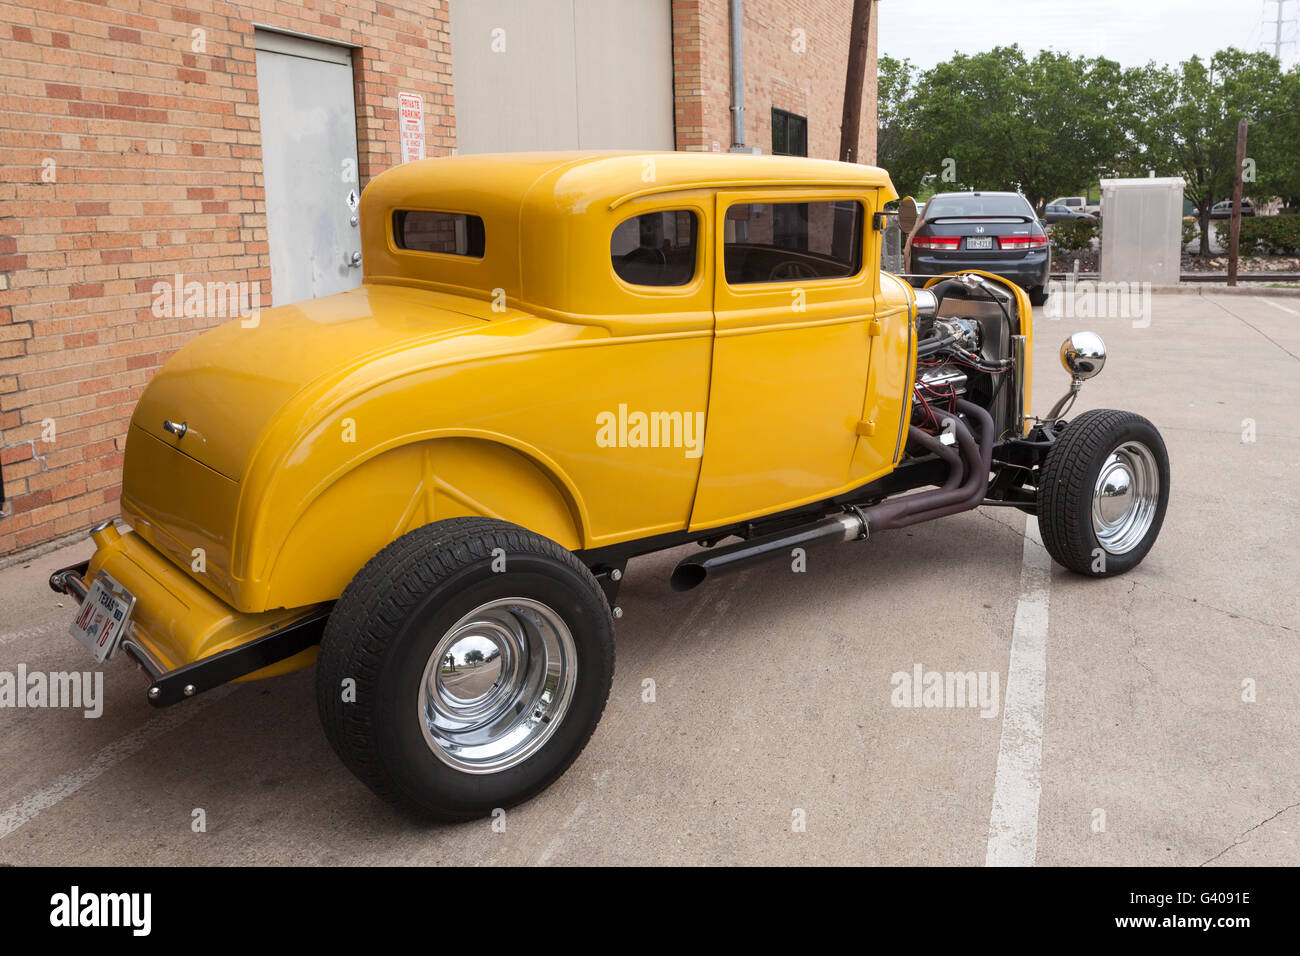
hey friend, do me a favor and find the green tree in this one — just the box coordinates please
[1250,64,1300,211]
[894,46,1126,209]
[465,648,486,665]
[1125,49,1284,255]
[875,54,927,197]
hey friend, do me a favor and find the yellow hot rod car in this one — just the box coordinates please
[51,152,1169,820]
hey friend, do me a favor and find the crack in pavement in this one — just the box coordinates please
[1207,297,1300,364]
[1130,580,1295,634]
[978,509,1034,541]
[1200,799,1300,866]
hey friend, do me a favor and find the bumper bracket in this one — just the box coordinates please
[50,559,329,708]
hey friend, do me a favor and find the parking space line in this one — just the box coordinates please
[1257,297,1299,316]
[985,515,1051,867]
[0,690,227,841]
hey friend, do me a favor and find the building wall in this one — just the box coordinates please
[0,1,456,555]
[0,0,879,559]
[673,0,877,162]
[450,0,675,153]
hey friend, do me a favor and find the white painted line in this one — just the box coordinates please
[0,690,227,841]
[536,799,587,867]
[985,515,1051,866]
[1258,297,1299,316]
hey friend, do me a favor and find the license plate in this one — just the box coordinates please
[70,573,136,663]
[966,236,994,250]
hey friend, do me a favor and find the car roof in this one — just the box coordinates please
[930,190,1024,198]
[365,151,897,213]
[358,152,898,321]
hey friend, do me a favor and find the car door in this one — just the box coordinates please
[688,188,878,529]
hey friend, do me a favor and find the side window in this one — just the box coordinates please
[723,200,863,284]
[610,210,698,287]
[393,210,485,257]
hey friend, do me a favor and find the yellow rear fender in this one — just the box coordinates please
[256,436,586,611]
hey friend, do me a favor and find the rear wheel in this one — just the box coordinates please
[1037,409,1170,576]
[1029,285,1049,306]
[316,517,615,821]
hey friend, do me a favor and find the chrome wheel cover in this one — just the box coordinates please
[1092,441,1160,555]
[418,598,577,774]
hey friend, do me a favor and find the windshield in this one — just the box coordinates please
[926,194,1034,220]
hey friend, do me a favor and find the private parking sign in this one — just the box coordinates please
[398,91,425,163]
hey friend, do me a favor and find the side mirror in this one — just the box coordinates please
[897,196,920,234]
[1060,331,1106,380]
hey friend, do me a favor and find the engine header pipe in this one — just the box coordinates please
[864,400,994,532]
[669,415,980,592]
[668,402,995,592]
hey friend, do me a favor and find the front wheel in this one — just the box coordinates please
[316,517,615,821]
[1037,409,1170,576]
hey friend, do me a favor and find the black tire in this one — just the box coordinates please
[1029,285,1049,306]
[316,517,614,822]
[1037,409,1170,576]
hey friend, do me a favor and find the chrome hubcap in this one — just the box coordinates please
[419,598,576,774]
[1092,441,1160,555]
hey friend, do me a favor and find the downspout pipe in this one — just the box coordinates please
[729,0,745,150]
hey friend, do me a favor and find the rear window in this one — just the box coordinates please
[393,210,485,257]
[610,210,698,286]
[723,200,863,284]
[925,195,1034,220]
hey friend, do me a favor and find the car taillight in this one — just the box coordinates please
[912,236,961,250]
[998,235,1048,250]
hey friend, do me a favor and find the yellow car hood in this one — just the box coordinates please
[131,284,489,481]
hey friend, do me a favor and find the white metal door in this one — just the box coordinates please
[255,31,362,305]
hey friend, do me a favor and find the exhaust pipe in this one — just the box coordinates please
[669,510,867,592]
[670,400,994,591]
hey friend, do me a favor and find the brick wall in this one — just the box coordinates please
[1,0,877,559]
[0,0,455,556]
[672,0,878,163]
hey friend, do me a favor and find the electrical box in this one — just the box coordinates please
[1099,177,1186,285]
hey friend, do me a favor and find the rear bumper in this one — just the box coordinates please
[50,520,328,706]
[910,251,1050,288]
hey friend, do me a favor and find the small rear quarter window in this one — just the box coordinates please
[393,210,485,257]
[610,210,698,287]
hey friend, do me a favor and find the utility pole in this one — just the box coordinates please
[1265,0,1293,60]
[1228,118,1248,287]
[839,0,874,163]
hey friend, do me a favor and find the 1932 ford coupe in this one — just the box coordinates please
[52,152,1169,820]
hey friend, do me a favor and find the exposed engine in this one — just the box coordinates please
[910,275,1021,443]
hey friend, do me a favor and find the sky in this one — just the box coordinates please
[878,0,1298,71]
